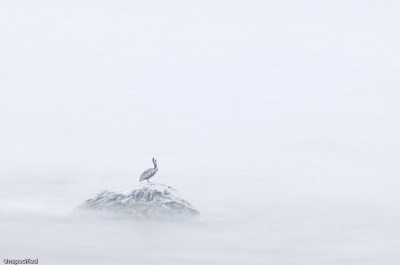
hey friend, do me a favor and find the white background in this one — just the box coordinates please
[1,1,400,264]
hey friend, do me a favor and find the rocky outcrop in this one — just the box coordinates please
[74,182,199,220]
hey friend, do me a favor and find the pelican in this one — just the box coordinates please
[139,158,158,182]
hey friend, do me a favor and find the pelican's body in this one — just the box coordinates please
[139,158,158,182]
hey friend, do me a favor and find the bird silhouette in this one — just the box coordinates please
[139,158,158,182]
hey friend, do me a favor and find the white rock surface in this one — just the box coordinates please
[74,182,199,220]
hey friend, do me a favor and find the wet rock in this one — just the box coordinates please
[74,182,199,220]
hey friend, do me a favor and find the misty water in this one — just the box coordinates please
[1,1,400,264]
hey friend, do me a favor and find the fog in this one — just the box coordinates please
[1,1,400,264]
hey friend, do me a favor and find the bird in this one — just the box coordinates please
[139,158,158,182]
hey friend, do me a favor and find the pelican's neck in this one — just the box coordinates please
[153,161,157,169]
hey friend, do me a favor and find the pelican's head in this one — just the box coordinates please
[152,157,157,166]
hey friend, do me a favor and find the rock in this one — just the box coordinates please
[74,182,199,220]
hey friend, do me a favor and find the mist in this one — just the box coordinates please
[1,1,400,264]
